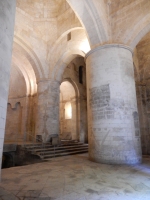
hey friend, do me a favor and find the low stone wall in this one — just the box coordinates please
[2,144,43,168]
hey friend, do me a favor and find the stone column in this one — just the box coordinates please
[86,44,142,164]
[0,0,16,170]
[35,79,60,142]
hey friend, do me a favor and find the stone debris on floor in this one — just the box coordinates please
[0,153,150,200]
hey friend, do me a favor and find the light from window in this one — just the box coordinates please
[65,102,72,119]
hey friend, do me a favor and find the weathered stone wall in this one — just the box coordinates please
[136,85,149,154]
[134,32,150,155]
[5,103,22,142]
[5,65,25,142]
[5,64,37,143]
[5,56,87,144]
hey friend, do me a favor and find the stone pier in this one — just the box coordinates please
[86,44,142,164]
[0,0,16,171]
[35,80,60,142]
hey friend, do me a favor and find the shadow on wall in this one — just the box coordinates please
[2,153,14,168]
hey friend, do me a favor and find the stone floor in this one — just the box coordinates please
[0,154,150,200]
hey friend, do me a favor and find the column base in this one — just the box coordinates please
[89,153,142,165]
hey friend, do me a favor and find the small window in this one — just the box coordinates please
[67,32,71,41]
[79,66,83,84]
[65,102,72,119]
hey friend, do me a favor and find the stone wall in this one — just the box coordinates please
[5,103,22,142]
[5,64,37,143]
[134,32,150,155]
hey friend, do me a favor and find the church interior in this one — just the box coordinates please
[1,0,150,199]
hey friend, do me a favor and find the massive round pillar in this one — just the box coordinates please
[0,0,16,170]
[35,79,60,142]
[86,44,142,164]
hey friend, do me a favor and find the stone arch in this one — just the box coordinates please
[127,14,150,49]
[13,36,45,81]
[62,78,80,101]
[53,50,85,83]
[12,37,41,95]
[66,0,110,48]
[48,28,90,79]
[48,27,87,64]
[11,63,30,96]
[52,27,85,47]
[12,57,37,96]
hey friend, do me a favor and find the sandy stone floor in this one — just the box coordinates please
[0,154,150,200]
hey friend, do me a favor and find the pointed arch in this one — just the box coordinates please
[53,50,85,83]
[125,14,150,49]
[13,36,45,81]
[66,0,110,48]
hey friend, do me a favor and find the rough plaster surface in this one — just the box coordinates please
[86,45,142,164]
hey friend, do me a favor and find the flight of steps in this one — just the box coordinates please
[23,141,88,161]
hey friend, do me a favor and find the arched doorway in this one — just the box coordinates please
[60,81,77,141]
[59,56,88,143]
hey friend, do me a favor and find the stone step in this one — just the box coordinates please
[42,149,88,160]
[24,142,84,150]
[31,144,88,153]
[23,143,52,149]
[24,140,80,146]
[37,146,88,156]
[23,141,88,161]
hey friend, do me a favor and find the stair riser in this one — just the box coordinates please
[23,141,89,161]
[25,143,86,149]
[41,150,88,159]
[37,148,88,156]
[30,145,88,153]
